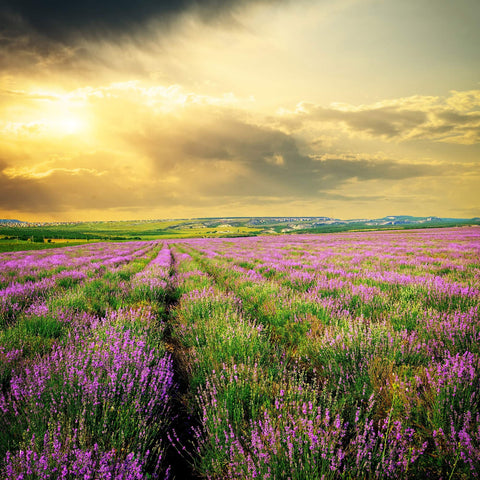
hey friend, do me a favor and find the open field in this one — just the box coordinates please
[0,239,90,254]
[0,219,264,246]
[0,227,479,478]
[1,217,478,252]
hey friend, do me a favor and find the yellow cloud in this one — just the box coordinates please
[447,90,480,112]
[283,90,480,144]
[3,166,104,179]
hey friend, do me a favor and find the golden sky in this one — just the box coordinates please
[1,0,479,221]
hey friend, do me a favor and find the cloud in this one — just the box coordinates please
[0,159,176,213]
[0,0,285,45]
[2,78,478,219]
[3,166,103,179]
[300,105,428,139]
[0,0,293,74]
[312,156,445,182]
[287,90,480,144]
[114,103,458,199]
[0,105,456,216]
[0,161,54,211]
[123,113,318,196]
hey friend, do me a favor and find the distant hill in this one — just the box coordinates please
[0,219,23,224]
[0,215,478,242]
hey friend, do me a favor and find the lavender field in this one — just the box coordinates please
[0,227,479,479]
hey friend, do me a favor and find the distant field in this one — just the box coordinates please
[0,227,479,478]
[0,220,264,251]
[1,217,479,254]
[0,239,89,253]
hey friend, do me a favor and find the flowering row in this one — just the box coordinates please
[1,243,175,478]
[172,228,480,478]
[0,241,161,327]
[0,241,159,288]
[168,246,431,478]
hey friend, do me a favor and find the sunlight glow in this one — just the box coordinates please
[54,115,85,135]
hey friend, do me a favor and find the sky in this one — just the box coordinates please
[0,0,479,222]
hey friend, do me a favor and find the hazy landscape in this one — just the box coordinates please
[1,215,479,251]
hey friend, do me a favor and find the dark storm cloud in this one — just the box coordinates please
[0,0,284,44]
[302,104,429,139]
[0,162,54,211]
[125,111,453,199]
[126,115,319,196]
[0,161,183,213]
[315,157,439,181]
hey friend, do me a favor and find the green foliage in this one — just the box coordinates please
[0,313,65,390]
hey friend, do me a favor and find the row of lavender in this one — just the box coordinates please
[0,242,176,478]
[169,228,480,478]
[0,241,157,325]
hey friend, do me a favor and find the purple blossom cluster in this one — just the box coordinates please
[432,410,480,474]
[132,246,172,298]
[1,323,174,430]
[0,241,157,286]
[0,277,56,324]
[4,425,147,480]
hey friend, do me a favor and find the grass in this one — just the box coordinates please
[0,239,89,253]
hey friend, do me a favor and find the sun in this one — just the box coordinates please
[58,116,85,135]
[29,89,90,137]
[43,113,87,137]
